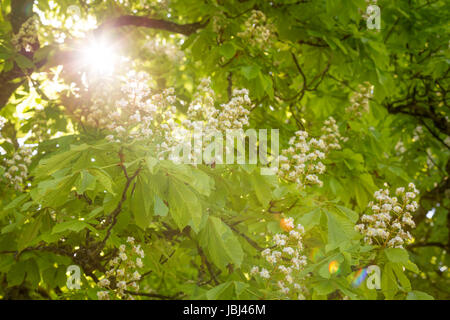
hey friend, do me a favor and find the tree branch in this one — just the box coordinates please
[95,15,207,36]
[97,163,142,252]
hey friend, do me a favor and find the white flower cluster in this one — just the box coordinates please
[412,126,423,142]
[1,147,33,191]
[185,78,251,132]
[345,82,373,117]
[355,183,419,248]
[0,116,6,139]
[173,78,252,164]
[185,78,216,123]
[11,16,39,52]
[108,71,178,145]
[97,237,145,300]
[70,71,177,146]
[250,221,308,299]
[69,73,253,163]
[217,89,251,131]
[276,117,343,189]
[394,140,406,155]
[320,116,344,151]
[30,113,53,142]
[237,10,275,50]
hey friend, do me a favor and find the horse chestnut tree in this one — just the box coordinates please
[0,0,448,300]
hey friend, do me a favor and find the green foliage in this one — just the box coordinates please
[0,0,448,300]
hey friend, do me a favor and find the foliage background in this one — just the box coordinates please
[0,0,448,300]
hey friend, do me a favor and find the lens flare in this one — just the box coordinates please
[80,39,116,75]
[309,247,321,262]
[328,260,340,274]
[352,268,368,287]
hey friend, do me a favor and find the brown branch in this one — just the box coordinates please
[385,99,450,138]
[95,15,207,36]
[227,223,264,251]
[291,52,307,90]
[419,118,450,150]
[227,72,233,102]
[124,290,183,300]
[197,244,220,285]
[137,250,176,282]
[0,15,208,110]
[409,242,449,251]
[97,164,142,252]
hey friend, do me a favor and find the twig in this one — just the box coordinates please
[97,163,142,252]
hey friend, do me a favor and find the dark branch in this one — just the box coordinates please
[95,15,207,36]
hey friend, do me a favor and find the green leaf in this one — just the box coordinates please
[24,259,40,289]
[154,195,168,217]
[89,168,116,195]
[17,215,42,251]
[15,54,34,69]
[385,248,409,264]
[75,170,96,193]
[313,280,335,295]
[32,174,79,208]
[206,281,234,300]
[381,263,398,299]
[1,194,30,217]
[298,208,322,230]
[52,219,91,234]
[324,209,357,248]
[189,167,214,197]
[250,174,272,207]
[161,162,213,196]
[33,45,53,62]
[131,178,152,229]
[84,207,104,221]
[241,65,260,80]
[406,291,434,300]
[336,205,359,223]
[168,179,203,232]
[7,261,27,287]
[391,263,411,291]
[34,149,80,180]
[220,43,236,60]
[146,156,159,174]
[199,216,244,270]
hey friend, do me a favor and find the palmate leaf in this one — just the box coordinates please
[168,178,203,232]
[381,263,398,300]
[154,195,168,217]
[17,214,42,251]
[51,219,94,234]
[323,208,358,250]
[161,161,214,197]
[0,0,446,301]
[30,173,79,208]
[407,291,434,300]
[384,248,410,264]
[250,173,273,207]
[130,177,153,229]
[199,216,244,270]
[205,281,250,300]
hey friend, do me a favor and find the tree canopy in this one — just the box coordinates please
[0,0,448,300]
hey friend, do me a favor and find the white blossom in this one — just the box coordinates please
[356,184,419,247]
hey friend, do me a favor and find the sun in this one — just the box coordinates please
[80,39,116,75]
